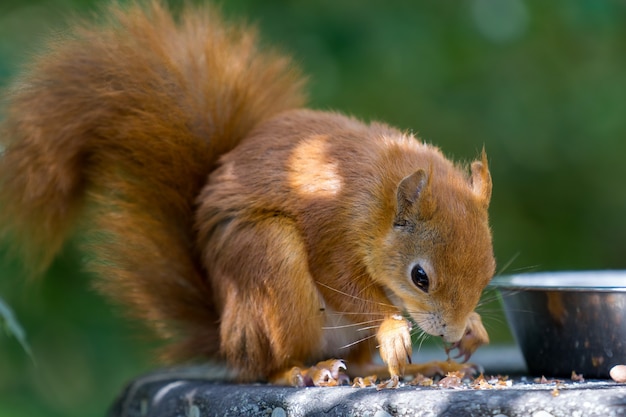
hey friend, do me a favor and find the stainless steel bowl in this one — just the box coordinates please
[490,271,626,378]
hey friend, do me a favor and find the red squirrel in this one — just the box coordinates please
[0,1,495,387]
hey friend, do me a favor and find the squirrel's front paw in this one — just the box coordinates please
[446,311,489,362]
[305,359,349,387]
[377,314,412,384]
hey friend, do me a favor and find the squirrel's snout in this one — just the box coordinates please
[440,325,466,344]
[414,312,465,343]
[439,316,467,344]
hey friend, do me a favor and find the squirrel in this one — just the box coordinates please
[0,1,495,387]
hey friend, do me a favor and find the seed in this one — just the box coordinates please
[609,365,626,383]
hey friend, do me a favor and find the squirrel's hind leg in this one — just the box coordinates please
[201,214,327,384]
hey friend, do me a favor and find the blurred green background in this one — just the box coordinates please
[1,0,625,416]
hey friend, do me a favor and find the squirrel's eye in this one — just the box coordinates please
[411,264,429,293]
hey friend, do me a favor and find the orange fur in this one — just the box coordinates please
[0,1,495,384]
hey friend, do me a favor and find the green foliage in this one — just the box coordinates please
[0,295,32,359]
[1,1,625,416]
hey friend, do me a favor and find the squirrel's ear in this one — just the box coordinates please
[396,169,435,222]
[470,148,492,208]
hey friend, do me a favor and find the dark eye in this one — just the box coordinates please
[411,264,429,293]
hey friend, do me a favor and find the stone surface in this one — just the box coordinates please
[109,377,626,417]
[108,347,626,417]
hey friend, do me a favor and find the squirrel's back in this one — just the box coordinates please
[0,1,305,360]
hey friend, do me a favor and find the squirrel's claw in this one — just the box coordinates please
[314,359,347,379]
[446,312,489,363]
[376,375,400,390]
[445,341,472,363]
[377,315,412,381]
[305,359,349,387]
[456,350,473,363]
[272,360,348,387]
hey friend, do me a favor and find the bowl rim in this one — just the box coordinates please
[489,270,626,292]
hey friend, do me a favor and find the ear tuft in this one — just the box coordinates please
[396,169,435,222]
[470,148,492,207]
[398,169,428,205]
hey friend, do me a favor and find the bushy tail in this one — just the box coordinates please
[0,0,306,361]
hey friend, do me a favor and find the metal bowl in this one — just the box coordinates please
[490,271,626,378]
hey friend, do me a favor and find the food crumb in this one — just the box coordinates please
[438,371,464,388]
[534,376,563,385]
[570,371,584,382]
[407,374,434,387]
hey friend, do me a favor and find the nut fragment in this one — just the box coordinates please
[610,365,626,383]
[407,374,434,387]
[570,371,584,382]
[352,375,377,388]
[438,372,464,388]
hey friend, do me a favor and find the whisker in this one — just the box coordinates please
[355,280,379,298]
[316,281,396,310]
[475,308,507,315]
[496,252,520,276]
[406,308,426,314]
[321,318,383,330]
[323,311,386,317]
[477,293,504,307]
[511,264,541,273]
[357,325,380,332]
[482,315,507,326]
[403,309,429,318]
[340,333,377,350]
[415,330,430,354]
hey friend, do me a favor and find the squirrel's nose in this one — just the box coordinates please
[441,325,465,344]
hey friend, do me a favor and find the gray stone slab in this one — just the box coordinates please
[108,346,626,417]
[110,377,626,417]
